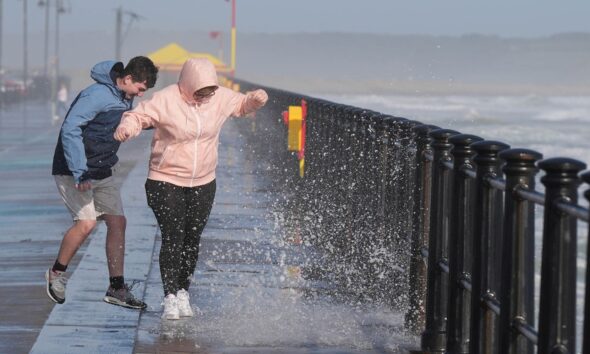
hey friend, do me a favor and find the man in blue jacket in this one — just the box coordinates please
[47,56,158,309]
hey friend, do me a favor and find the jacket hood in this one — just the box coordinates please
[90,60,123,90]
[178,58,219,104]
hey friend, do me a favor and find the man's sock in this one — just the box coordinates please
[109,276,125,290]
[52,260,67,273]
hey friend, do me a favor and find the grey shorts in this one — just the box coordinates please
[54,165,124,221]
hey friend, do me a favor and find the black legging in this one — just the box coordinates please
[145,179,216,296]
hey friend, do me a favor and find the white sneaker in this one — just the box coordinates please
[176,289,194,317]
[161,294,180,320]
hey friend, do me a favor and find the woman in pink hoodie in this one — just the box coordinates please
[114,58,268,320]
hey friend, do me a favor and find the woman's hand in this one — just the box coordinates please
[241,89,269,116]
[250,89,268,108]
[114,125,133,142]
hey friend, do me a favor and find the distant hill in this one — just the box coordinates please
[4,30,590,95]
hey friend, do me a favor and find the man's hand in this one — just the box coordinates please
[75,180,92,192]
[114,125,132,142]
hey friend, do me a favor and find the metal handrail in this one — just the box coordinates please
[556,199,589,222]
[514,318,538,345]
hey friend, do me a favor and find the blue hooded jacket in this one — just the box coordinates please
[52,61,134,183]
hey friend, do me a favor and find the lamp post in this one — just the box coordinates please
[115,7,142,61]
[22,0,28,96]
[50,0,66,123]
[0,0,4,77]
[37,0,51,101]
[38,0,50,77]
[55,0,65,84]
[115,6,122,61]
[229,0,236,77]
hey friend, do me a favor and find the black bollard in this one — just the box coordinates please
[376,115,394,226]
[469,140,510,354]
[498,148,542,354]
[420,128,459,352]
[537,158,586,354]
[386,117,409,239]
[446,134,483,354]
[317,102,336,245]
[363,112,386,298]
[405,124,438,335]
[334,106,356,254]
[399,119,422,261]
[303,99,321,189]
[583,171,590,354]
[348,108,367,286]
[318,103,344,261]
[391,117,421,304]
[303,99,330,245]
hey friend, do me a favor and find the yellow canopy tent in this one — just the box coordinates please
[147,43,231,74]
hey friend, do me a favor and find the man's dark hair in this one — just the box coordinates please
[123,56,159,88]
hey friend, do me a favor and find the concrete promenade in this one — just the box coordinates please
[1,102,412,353]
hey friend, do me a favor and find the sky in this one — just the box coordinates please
[3,0,590,37]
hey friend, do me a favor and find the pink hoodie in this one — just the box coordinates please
[117,58,268,187]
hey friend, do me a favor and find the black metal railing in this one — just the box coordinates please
[234,80,590,354]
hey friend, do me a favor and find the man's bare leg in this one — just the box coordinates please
[56,219,97,265]
[104,214,126,277]
[101,214,145,309]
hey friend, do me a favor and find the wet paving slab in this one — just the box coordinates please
[0,102,77,354]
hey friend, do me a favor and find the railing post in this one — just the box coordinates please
[469,140,510,354]
[498,149,543,354]
[348,108,368,287]
[382,116,402,238]
[381,117,419,306]
[399,119,422,255]
[537,158,586,354]
[583,171,590,354]
[375,114,390,229]
[386,117,408,242]
[303,99,322,192]
[312,103,335,246]
[406,124,437,335]
[363,111,386,298]
[307,99,334,246]
[421,128,459,352]
[339,106,357,266]
[446,134,483,354]
[316,103,343,263]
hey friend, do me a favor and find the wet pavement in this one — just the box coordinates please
[1,101,415,353]
[0,102,82,354]
[0,101,154,354]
